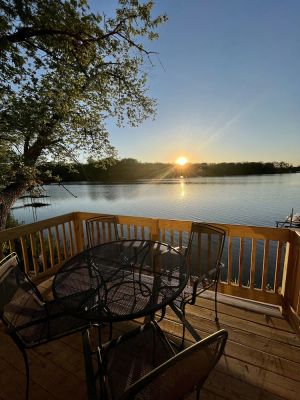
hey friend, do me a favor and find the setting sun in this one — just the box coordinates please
[176,156,188,166]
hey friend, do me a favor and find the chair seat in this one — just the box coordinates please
[90,325,228,400]
[102,323,176,400]
[4,296,89,347]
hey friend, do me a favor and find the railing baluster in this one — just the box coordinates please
[94,221,99,243]
[125,224,129,239]
[47,228,55,269]
[39,230,47,272]
[127,224,132,240]
[239,237,245,287]
[197,232,202,271]
[61,223,68,259]
[274,241,283,293]
[262,239,270,292]
[55,225,62,264]
[68,221,74,256]
[29,233,39,276]
[179,231,183,248]
[134,224,137,239]
[90,221,95,244]
[120,223,125,239]
[170,229,174,246]
[105,221,109,243]
[20,236,30,274]
[161,228,166,242]
[207,233,212,275]
[8,240,15,253]
[250,238,257,289]
[227,236,233,284]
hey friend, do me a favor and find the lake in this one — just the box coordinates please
[12,173,300,227]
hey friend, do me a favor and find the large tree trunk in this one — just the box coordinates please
[0,140,44,231]
[0,181,29,231]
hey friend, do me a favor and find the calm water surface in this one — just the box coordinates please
[12,173,300,227]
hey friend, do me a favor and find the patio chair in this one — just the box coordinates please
[175,223,226,346]
[83,322,228,400]
[0,252,90,400]
[86,215,120,248]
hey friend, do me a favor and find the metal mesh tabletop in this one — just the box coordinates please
[53,240,188,322]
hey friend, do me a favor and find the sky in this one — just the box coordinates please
[97,0,300,165]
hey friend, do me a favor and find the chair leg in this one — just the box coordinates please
[181,304,186,349]
[196,386,201,400]
[96,324,102,346]
[151,322,157,366]
[215,278,219,322]
[108,321,113,341]
[82,330,98,400]
[20,348,30,400]
[155,306,166,323]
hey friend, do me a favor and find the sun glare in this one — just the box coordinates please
[176,156,188,166]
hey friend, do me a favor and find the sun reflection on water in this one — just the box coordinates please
[180,177,185,197]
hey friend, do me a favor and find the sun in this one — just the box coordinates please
[176,156,188,166]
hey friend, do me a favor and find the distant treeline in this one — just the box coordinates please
[41,159,300,182]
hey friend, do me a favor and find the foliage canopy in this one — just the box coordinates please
[0,0,166,228]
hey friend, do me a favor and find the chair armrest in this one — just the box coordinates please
[5,315,49,334]
[174,246,187,256]
[191,276,211,297]
[190,262,224,304]
[158,246,187,256]
[219,261,225,270]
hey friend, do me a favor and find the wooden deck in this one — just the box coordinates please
[1,289,300,400]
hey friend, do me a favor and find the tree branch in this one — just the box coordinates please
[0,15,136,50]
[0,27,85,49]
[116,32,157,57]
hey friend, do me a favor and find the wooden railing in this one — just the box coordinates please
[0,213,79,280]
[0,211,299,333]
[282,230,300,333]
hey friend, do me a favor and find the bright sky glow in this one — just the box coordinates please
[93,0,300,165]
[176,157,188,166]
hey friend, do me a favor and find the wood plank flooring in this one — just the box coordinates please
[1,291,299,400]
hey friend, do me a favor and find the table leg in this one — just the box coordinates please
[169,302,201,342]
[82,329,98,400]
[82,328,107,400]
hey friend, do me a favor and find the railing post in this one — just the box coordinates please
[281,230,300,334]
[73,212,85,253]
[282,241,295,311]
[150,218,160,241]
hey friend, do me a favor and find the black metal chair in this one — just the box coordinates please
[85,217,138,341]
[86,215,120,248]
[175,223,226,345]
[83,322,228,400]
[0,252,90,400]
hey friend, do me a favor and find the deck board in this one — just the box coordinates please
[1,294,299,400]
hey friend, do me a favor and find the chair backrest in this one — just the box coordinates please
[86,215,120,248]
[0,252,45,331]
[121,329,228,400]
[185,223,226,279]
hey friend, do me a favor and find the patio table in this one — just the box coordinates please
[52,240,190,325]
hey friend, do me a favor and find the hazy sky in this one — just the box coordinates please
[100,1,300,164]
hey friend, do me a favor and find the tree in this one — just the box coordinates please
[0,0,166,229]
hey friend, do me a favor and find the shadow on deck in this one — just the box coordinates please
[1,289,299,400]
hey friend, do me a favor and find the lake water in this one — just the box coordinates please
[12,173,300,227]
